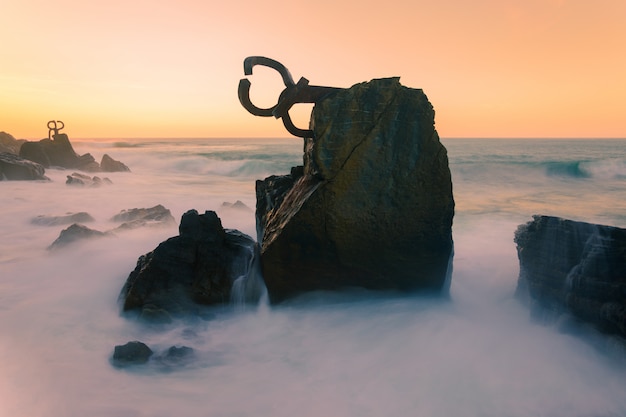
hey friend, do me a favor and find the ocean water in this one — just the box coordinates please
[1,137,625,417]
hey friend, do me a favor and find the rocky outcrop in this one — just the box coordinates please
[0,131,25,154]
[110,204,175,228]
[101,154,130,172]
[515,215,626,339]
[111,341,154,367]
[0,152,48,181]
[19,132,128,172]
[256,77,454,303]
[119,209,262,318]
[48,223,111,250]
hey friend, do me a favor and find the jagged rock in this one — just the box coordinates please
[111,204,175,230]
[256,77,455,303]
[0,131,25,154]
[66,172,112,187]
[31,212,95,226]
[111,341,153,367]
[101,154,130,172]
[0,152,48,181]
[119,209,262,318]
[515,215,626,339]
[48,223,110,250]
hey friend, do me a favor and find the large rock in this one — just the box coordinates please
[0,131,25,154]
[119,209,262,318]
[0,152,48,180]
[101,154,130,172]
[256,77,455,303]
[515,215,626,339]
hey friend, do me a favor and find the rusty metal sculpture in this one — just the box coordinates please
[238,56,341,138]
[47,120,64,140]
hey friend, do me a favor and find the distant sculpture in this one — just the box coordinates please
[47,120,64,140]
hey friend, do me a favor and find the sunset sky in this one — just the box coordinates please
[2,0,625,139]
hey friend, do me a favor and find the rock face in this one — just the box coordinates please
[0,152,48,181]
[119,209,262,318]
[0,131,25,154]
[256,77,455,303]
[515,215,626,339]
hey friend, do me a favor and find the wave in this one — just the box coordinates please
[544,159,626,179]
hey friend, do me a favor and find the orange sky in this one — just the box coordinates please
[1,0,625,139]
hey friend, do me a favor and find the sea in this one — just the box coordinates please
[1,137,625,417]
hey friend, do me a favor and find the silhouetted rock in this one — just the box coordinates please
[119,209,262,318]
[0,131,25,154]
[66,172,112,187]
[111,341,153,367]
[101,154,130,172]
[515,215,626,340]
[110,205,175,230]
[48,223,110,250]
[0,152,48,181]
[31,212,95,226]
[256,78,455,303]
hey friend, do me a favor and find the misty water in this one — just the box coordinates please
[1,138,626,417]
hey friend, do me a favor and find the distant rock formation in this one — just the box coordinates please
[31,212,95,226]
[256,77,455,303]
[18,131,129,173]
[119,209,263,319]
[0,152,48,181]
[515,215,626,340]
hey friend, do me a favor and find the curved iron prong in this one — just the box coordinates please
[281,112,313,138]
[238,78,275,117]
[243,56,295,87]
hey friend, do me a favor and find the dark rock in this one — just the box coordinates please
[158,345,195,367]
[111,341,153,367]
[110,204,175,229]
[66,172,112,187]
[515,215,626,339]
[0,152,48,181]
[119,209,262,317]
[48,223,110,250]
[31,212,95,226]
[18,132,105,172]
[256,77,455,303]
[101,154,131,172]
[0,131,26,154]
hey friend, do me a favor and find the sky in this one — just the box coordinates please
[1,0,625,139]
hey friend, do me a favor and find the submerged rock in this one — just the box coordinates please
[119,209,262,318]
[0,152,48,181]
[257,77,454,303]
[66,172,112,187]
[515,215,626,340]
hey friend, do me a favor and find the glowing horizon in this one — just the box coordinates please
[2,0,625,140]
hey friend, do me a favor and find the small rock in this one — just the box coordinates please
[101,154,131,172]
[111,341,153,367]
